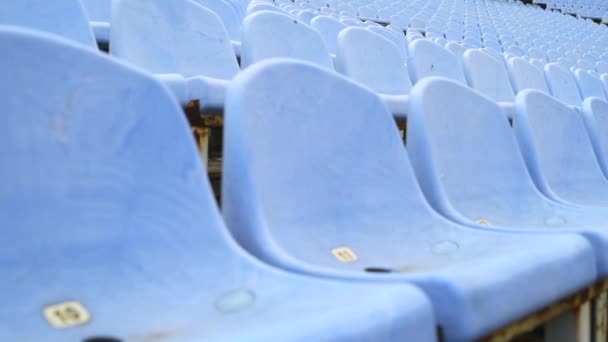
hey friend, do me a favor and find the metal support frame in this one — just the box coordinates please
[483,280,608,342]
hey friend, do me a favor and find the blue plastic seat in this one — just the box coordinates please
[0,0,97,48]
[463,49,515,103]
[223,59,596,341]
[583,97,608,180]
[0,27,437,342]
[310,15,347,56]
[241,11,333,69]
[111,0,239,110]
[406,77,608,275]
[574,69,607,100]
[513,89,608,207]
[335,27,411,117]
[545,62,584,107]
[407,39,467,85]
[507,56,550,94]
[81,0,110,44]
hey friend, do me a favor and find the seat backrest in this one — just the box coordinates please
[583,97,608,179]
[310,15,347,55]
[514,89,608,204]
[223,59,436,255]
[81,0,110,22]
[463,49,515,102]
[0,27,240,294]
[544,62,583,107]
[0,0,96,48]
[407,78,550,225]
[368,26,407,60]
[407,39,467,84]
[241,11,333,69]
[574,69,607,100]
[111,0,239,80]
[507,56,550,94]
[335,27,411,95]
[192,0,241,41]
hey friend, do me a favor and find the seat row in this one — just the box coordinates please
[7,0,608,121]
[5,25,608,342]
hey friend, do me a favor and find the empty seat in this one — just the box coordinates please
[310,15,347,56]
[508,56,550,94]
[407,39,467,84]
[368,26,407,61]
[406,77,608,275]
[241,10,333,69]
[463,49,516,103]
[583,97,608,180]
[336,27,411,117]
[574,69,607,100]
[111,0,239,109]
[192,0,242,45]
[223,59,596,342]
[81,0,110,44]
[0,27,437,342]
[514,90,608,206]
[0,0,96,48]
[545,62,584,107]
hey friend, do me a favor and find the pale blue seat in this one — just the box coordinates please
[310,15,347,56]
[507,56,550,94]
[583,97,608,180]
[81,0,110,44]
[0,27,437,342]
[336,27,411,117]
[407,39,467,85]
[111,0,239,110]
[545,62,583,107]
[0,0,97,48]
[223,59,596,342]
[574,69,607,100]
[241,11,333,69]
[463,49,515,103]
[407,77,608,275]
[513,89,608,207]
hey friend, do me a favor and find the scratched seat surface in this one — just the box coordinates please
[406,77,608,275]
[0,0,96,48]
[111,0,239,109]
[513,89,608,207]
[0,28,437,342]
[222,59,596,342]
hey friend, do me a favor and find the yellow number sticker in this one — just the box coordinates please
[43,301,90,328]
[332,246,358,263]
[476,219,491,226]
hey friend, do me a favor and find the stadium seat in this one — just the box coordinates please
[222,59,596,342]
[0,27,437,342]
[367,26,408,61]
[463,49,516,103]
[0,0,97,48]
[407,39,467,84]
[310,15,347,56]
[241,10,333,69]
[574,69,608,100]
[111,0,239,110]
[545,62,584,107]
[335,27,411,117]
[80,0,110,45]
[192,0,241,43]
[513,89,608,207]
[406,77,608,275]
[507,56,550,94]
[583,97,608,180]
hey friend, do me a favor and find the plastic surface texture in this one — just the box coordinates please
[0,28,436,342]
[222,59,596,342]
